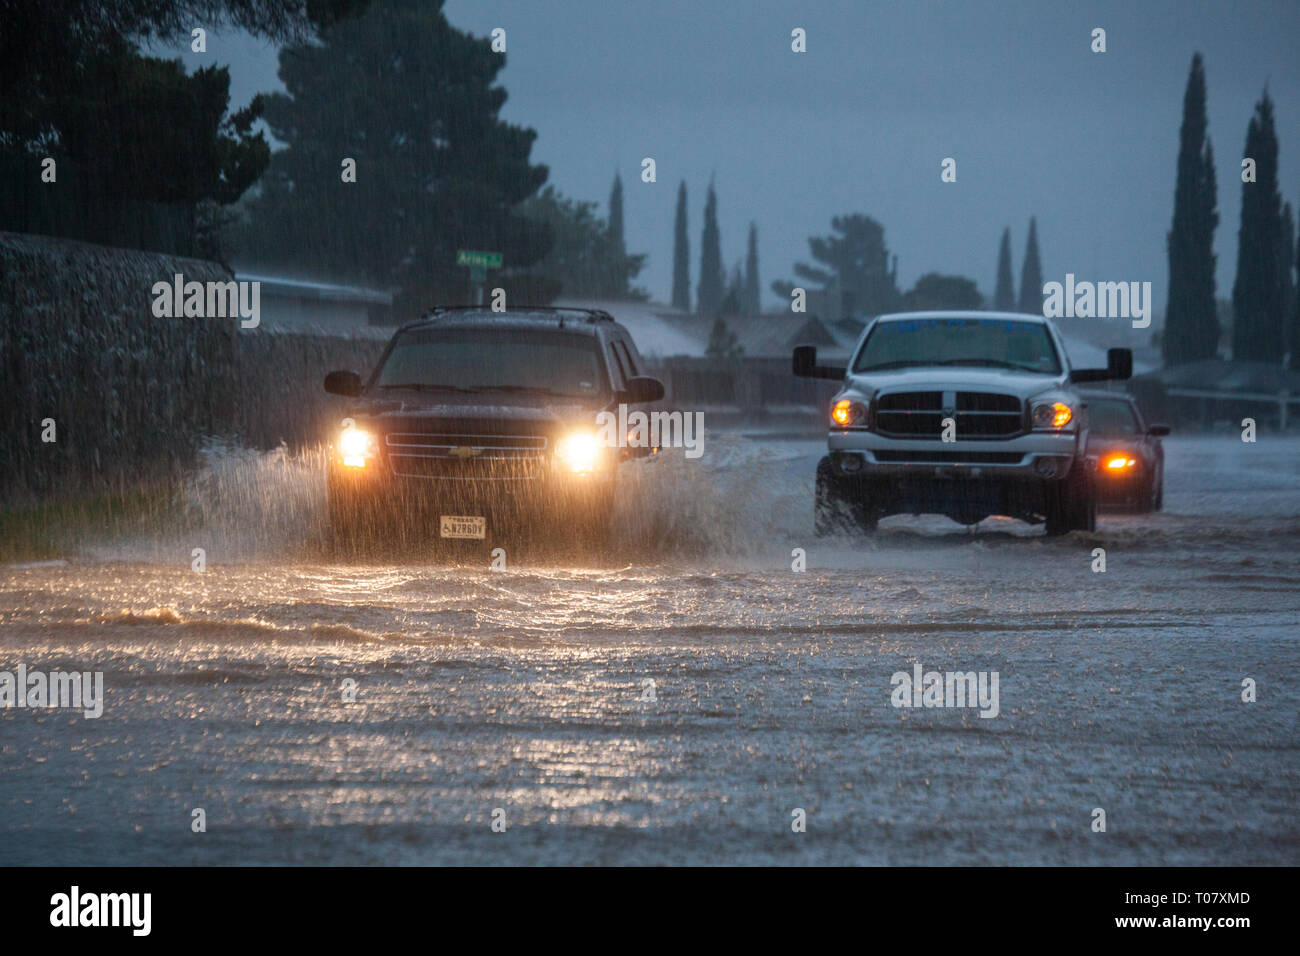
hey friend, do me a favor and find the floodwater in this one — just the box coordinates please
[1,434,1297,864]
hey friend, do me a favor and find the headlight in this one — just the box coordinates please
[554,431,604,473]
[1031,401,1073,429]
[831,399,868,427]
[1103,454,1137,470]
[338,427,377,468]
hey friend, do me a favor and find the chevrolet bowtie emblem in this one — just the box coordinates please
[449,446,480,459]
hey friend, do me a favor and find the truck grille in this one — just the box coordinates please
[874,391,1023,439]
[384,432,548,481]
[872,450,1025,464]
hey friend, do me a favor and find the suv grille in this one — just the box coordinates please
[874,391,1023,439]
[385,432,548,481]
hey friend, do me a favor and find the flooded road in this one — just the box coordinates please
[2,435,1298,865]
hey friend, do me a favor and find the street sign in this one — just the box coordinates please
[456,250,502,269]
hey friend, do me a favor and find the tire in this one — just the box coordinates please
[561,483,615,552]
[571,504,613,551]
[328,492,365,548]
[815,458,877,535]
[327,481,386,549]
[1136,474,1157,514]
[1044,460,1097,536]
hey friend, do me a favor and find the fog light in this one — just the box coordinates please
[840,454,864,474]
[1034,457,1059,478]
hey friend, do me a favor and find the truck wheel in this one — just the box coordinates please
[815,458,875,535]
[1044,461,1096,536]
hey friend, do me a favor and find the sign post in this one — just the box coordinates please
[456,250,503,305]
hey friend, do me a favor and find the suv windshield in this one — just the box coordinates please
[375,326,609,398]
[1087,398,1139,435]
[853,318,1062,375]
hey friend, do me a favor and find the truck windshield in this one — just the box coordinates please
[853,318,1062,375]
[375,327,608,398]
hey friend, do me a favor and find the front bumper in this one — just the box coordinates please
[328,458,615,528]
[1094,463,1148,504]
[827,428,1081,481]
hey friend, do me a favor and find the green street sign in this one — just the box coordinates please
[456,249,502,269]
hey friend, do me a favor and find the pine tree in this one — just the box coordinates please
[671,180,690,311]
[744,222,760,314]
[697,180,724,316]
[1017,217,1043,314]
[994,227,1015,310]
[236,0,551,310]
[520,186,647,300]
[772,213,900,317]
[705,317,743,362]
[1232,91,1286,362]
[1165,53,1220,365]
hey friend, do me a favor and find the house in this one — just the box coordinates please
[233,272,395,332]
[559,299,849,424]
[1132,358,1300,429]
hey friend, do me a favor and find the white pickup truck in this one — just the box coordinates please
[793,310,1133,536]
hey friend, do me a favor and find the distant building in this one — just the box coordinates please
[1133,358,1300,430]
[234,272,394,332]
[558,299,852,425]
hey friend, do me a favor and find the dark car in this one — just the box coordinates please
[1081,390,1169,512]
[321,306,664,549]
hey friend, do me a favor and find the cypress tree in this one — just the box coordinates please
[744,222,760,314]
[1231,91,1286,362]
[608,172,625,255]
[1293,213,1300,369]
[671,180,690,310]
[1279,202,1295,347]
[606,171,626,296]
[697,180,724,315]
[1165,53,1220,365]
[994,227,1015,310]
[1017,217,1043,314]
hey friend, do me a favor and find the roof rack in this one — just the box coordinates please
[420,305,614,323]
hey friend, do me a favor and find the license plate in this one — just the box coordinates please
[440,515,486,539]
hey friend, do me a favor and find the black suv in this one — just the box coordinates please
[322,307,664,548]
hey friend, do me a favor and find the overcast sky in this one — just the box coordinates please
[158,0,1300,315]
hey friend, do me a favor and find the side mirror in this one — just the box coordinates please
[621,375,665,404]
[1069,348,1134,383]
[792,345,847,380]
[1148,424,1171,437]
[324,370,362,397]
[1107,347,1133,381]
